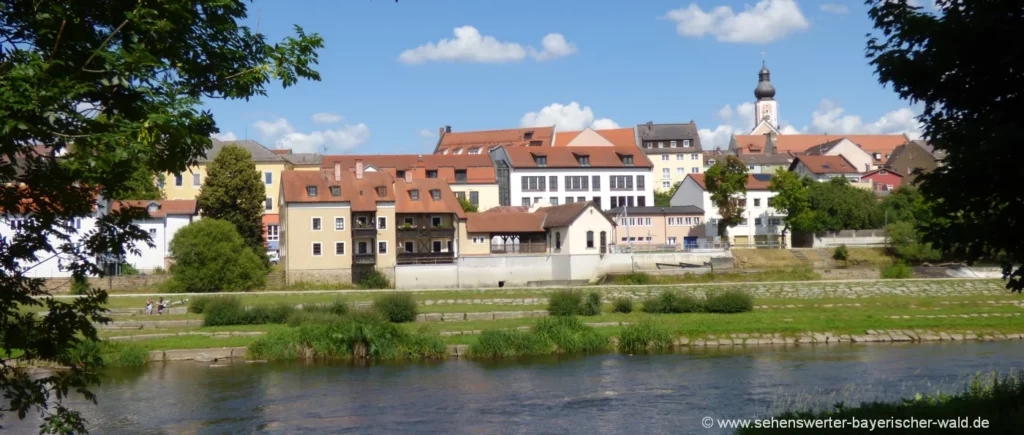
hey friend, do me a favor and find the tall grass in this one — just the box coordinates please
[472,316,608,358]
[641,290,703,314]
[202,297,294,326]
[736,371,1024,434]
[373,293,417,323]
[641,290,753,314]
[704,289,754,313]
[472,330,551,358]
[612,297,634,313]
[548,289,584,316]
[358,269,392,289]
[617,320,674,353]
[882,262,914,279]
[72,341,148,368]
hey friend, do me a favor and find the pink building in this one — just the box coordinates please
[605,205,705,249]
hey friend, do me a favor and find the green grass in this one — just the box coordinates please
[248,312,445,361]
[471,316,608,358]
[736,371,1024,434]
[606,267,822,285]
[617,320,674,353]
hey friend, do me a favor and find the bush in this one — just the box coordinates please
[472,330,551,358]
[617,320,674,353]
[703,289,754,313]
[120,263,140,276]
[249,312,445,361]
[881,262,914,279]
[373,293,418,323]
[165,219,267,292]
[533,316,608,353]
[642,290,703,314]
[202,297,294,326]
[617,272,652,285]
[358,269,392,289]
[579,291,602,316]
[548,289,584,316]
[70,275,90,295]
[832,244,849,262]
[612,297,633,314]
[99,342,148,368]
[152,266,166,275]
[189,296,216,314]
[286,310,345,327]
[886,221,942,263]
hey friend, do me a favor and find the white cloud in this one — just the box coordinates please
[418,129,435,138]
[520,102,619,131]
[809,99,923,138]
[311,112,343,124]
[663,0,810,44]
[819,3,850,14]
[212,131,238,141]
[398,26,577,64]
[253,117,370,153]
[698,103,759,148]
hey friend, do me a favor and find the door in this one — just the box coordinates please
[684,236,697,249]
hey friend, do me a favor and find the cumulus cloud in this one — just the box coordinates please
[809,99,923,138]
[311,112,343,124]
[253,117,370,153]
[398,26,576,64]
[698,102,758,149]
[418,129,435,138]
[212,131,238,141]
[520,102,619,131]
[819,3,849,14]
[663,0,810,44]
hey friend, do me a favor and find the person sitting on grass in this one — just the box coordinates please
[157,297,166,315]
[146,297,153,315]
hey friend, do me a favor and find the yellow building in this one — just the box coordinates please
[636,122,705,191]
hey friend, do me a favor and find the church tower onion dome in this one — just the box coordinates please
[755,62,776,100]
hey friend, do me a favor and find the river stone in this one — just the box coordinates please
[891,334,913,342]
[951,333,964,340]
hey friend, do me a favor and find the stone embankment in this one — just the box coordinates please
[107,331,265,342]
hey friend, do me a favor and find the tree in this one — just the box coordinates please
[110,166,164,201]
[768,168,810,247]
[166,219,266,292]
[654,181,682,207]
[196,145,267,258]
[866,0,1023,291]
[802,178,883,231]
[705,156,748,241]
[458,197,478,213]
[886,221,942,263]
[0,1,323,431]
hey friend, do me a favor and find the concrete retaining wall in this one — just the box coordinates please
[793,230,886,248]
[45,275,170,294]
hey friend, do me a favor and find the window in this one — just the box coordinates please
[755,218,763,226]
[691,153,699,160]
[426,170,438,178]
[404,217,414,226]
[377,217,387,230]
[621,155,635,166]
[455,170,468,183]
[662,155,670,161]
[694,217,701,225]
[264,172,273,185]
[174,174,183,187]
[264,197,273,211]
[662,181,670,188]
[396,170,405,179]
[592,175,600,191]
[535,197,542,204]
[692,167,699,174]
[157,178,165,189]
[645,142,653,148]
[410,189,419,201]
[378,241,387,254]
[662,168,670,178]
[470,191,479,206]
[768,218,781,226]
[586,231,595,248]
[657,141,664,148]
[312,242,322,256]
[754,198,761,207]
[577,196,586,203]
[576,155,590,167]
[330,186,341,196]
[267,225,279,241]
[307,186,318,197]
[549,176,558,191]
[627,196,635,207]
[550,197,559,206]
[335,242,346,255]
[404,241,414,253]
[636,176,645,191]
[148,228,157,237]
[312,217,322,231]
[555,232,561,250]
[749,165,755,170]
[593,196,601,209]
[468,148,481,154]
[455,191,466,200]
[668,237,677,245]
[430,189,441,200]
[192,173,201,187]
[357,241,369,255]
[432,240,443,252]
[565,176,588,191]
[767,197,775,207]
[686,217,692,225]
[431,216,442,227]
[356,216,368,227]
[670,141,677,148]
[676,168,684,175]
[522,176,546,192]
[610,176,633,190]
[565,196,574,204]
[523,131,534,140]
[637,196,646,207]
[522,197,531,206]
[677,154,685,160]
[534,155,547,166]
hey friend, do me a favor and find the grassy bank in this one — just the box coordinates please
[735,372,1024,434]
[607,268,822,285]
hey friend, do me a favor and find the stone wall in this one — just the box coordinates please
[44,275,169,294]
[792,230,886,248]
[285,268,354,286]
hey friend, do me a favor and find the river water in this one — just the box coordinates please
[8,341,1023,434]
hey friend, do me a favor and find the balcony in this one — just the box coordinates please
[490,241,547,255]
[353,223,377,238]
[397,225,455,238]
[353,252,376,265]
[397,252,455,265]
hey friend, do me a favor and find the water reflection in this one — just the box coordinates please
[7,341,1023,434]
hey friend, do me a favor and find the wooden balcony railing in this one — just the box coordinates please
[397,252,455,265]
[489,241,548,254]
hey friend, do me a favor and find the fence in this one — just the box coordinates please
[490,241,547,254]
[609,238,726,254]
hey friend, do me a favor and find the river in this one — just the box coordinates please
[8,341,1023,434]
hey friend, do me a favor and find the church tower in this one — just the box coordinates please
[751,60,780,135]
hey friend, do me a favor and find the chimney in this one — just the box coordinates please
[439,127,445,139]
[445,125,452,133]
[404,169,412,183]
[418,154,423,162]
[334,162,341,181]
[355,160,364,180]
[646,121,653,131]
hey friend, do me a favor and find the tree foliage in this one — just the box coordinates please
[110,166,164,201]
[866,0,1023,290]
[704,156,748,239]
[196,145,267,257]
[800,178,882,232]
[0,1,323,431]
[166,219,266,292]
[767,168,810,244]
[458,197,478,213]
[654,181,681,207]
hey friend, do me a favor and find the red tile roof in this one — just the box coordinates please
[394,177,466,219]
[504,146,652,168]
[553,127,637,147]
[320,154,496,184]
[436,126,555,153]
[113,200,198,218]
[465,211,546,233]
[685,173,772,191]
[791,155,859,174]
[281,170,464,216]
[735,134,908,164]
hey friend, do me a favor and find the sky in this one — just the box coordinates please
[204,0,928,155]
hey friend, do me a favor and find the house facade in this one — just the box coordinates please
[605,205,706,248]
[789,155,862,182]
[860,168,904,193]
[635,122,704,191]
[884,140,942,185]
[463,201,615,256]
[113,200,200,272]
[670,174,789,248]
[803,138,875,173]
[0,196,108,278]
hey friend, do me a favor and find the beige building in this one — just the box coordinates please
[463,202,616,256]
[279,161,466,285]
[606,206,706,248]
[635,122,705,191]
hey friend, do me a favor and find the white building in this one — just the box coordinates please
[0,200,106,278]
[489,127,654,211]
[113,200,199,272]
[670,173,790,248]
[802,138,876,173]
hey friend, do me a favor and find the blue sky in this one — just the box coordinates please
[204,0,925,154]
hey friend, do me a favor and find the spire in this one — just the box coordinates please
[754,58,776,100]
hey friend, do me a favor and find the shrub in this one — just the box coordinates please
[881,262,913,279]
[359,269,392,289]
[70,275,90,295]
[617,320,674,353]
[374,293,418,323]
[643,290,703,313]
[579,291,603,316]
[249,312,445,361]
[152,266,166,275]
[886,221,942,263]
[165,219,267,292]
[472,330,551,358]
[99,342,148,368]
[286,310,344,327]
[832,244,849,262]
[120,263,140,276]
[189,296,217,314]
[703,289,754,313]
[548,289,584,316]
[612,297,633,313]
[202,297,294,326]
[533,316,608,353]
[617,272,652,285]
[640,294,664,313]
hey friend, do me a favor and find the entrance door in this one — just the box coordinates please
[684,236,698,249]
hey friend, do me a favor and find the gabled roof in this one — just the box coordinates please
[790,155,859,174]
[280,153,322,166]
[394,177,466,219]
[684,173,773,191]
[733,134,908,159]
[553,127,637,147]
[861,168,904,178]
[503,146,652,168]
[605,205,704,215]
[735,153,794,166]
[437,126,555,153]
[483,206,532,214]
[802,138,846,156]
[635,122,703,152]
[113,200,198,218]
[465,201,614,233]
[320,154,496,184]
[206,139,286,163]
[281,170,395,212]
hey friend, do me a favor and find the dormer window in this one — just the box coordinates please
[330,186,341,196]
[147,202,160,213]
[879,170,887,175]
[376,186,386,197]
[468,147,481,154]
[620,155,634,166]
[534,155,547,167]
[576,155,590,167]
[306,186,318,197]
[441,149,449,155]
[396,170,406,179]
[529,141,542,146]
[410,189,420,201]
[822,164,831,170]
[684,139,691,147]
[430,189,441,200]
[454,148,464,155]
[523,131,534,140]
[670,141,677,148]
[645,142,653,148]
[657,141,664,148]
[427,170,438,178]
